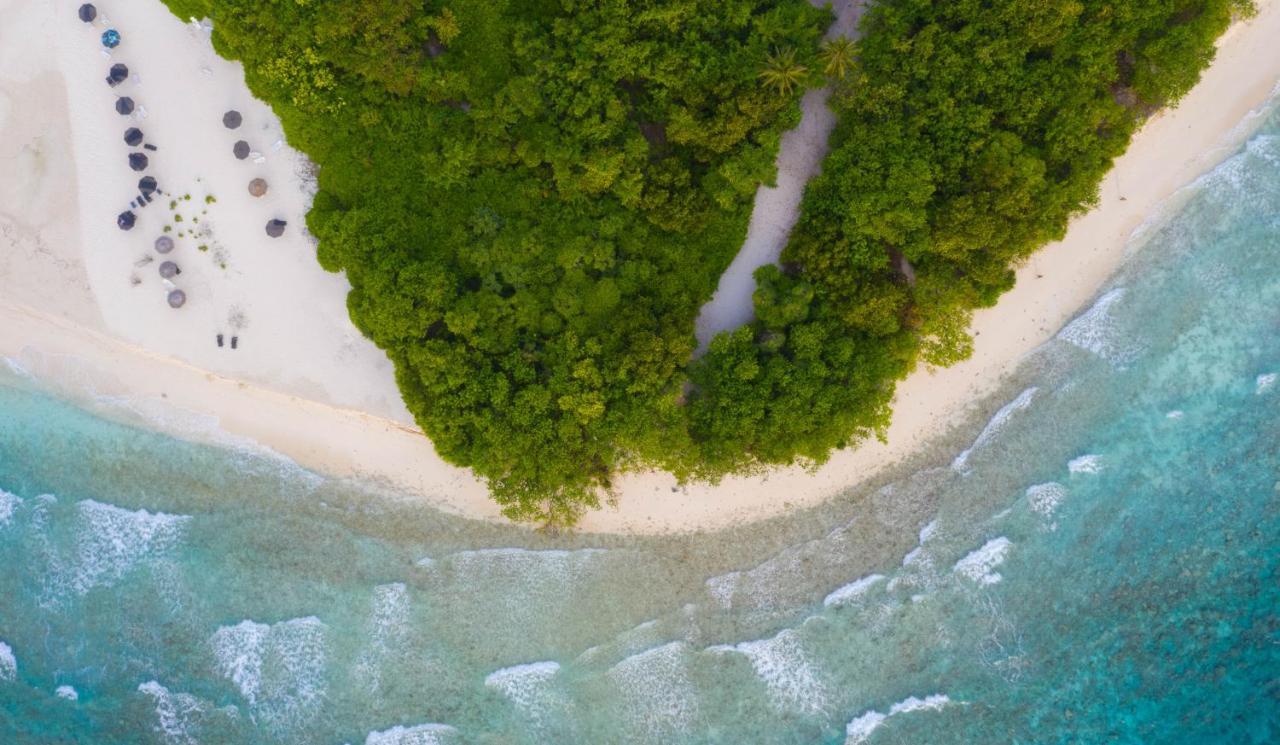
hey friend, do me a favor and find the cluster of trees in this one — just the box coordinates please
[163,0,1249,522]
[688,0,1252,478]
[165,0,827,520]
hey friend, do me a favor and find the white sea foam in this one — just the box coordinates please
[55,684,78,701]
[1166,410,1185,419]
[0,641,15,681]
[209,616,326,731]
[1068,454,1104,475]
[702,515,868,611]
[954,538,1013,585]
[139,681,203,745]
[364,723,457,745]
[919,520,939,544]
[1026,483,1068,529]
[138,680,239,745]
[606,642,698,740]
[722,629,828,715]
[0,488,21,526]
[1057,287,1139,366]
[354,583,410,693]
[55,500,190,599]
[1257,372,1277,394]
[844,710,887,744]
[485,661,562,724]
[952,388,1038,473]
[824,574,886,607]
[845,694,954,744]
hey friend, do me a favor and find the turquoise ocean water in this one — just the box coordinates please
[2,103,1280,743]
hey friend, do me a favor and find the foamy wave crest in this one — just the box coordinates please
[1057,288,1139,365]
[1026,483,1067,530]
[485,661,563,724]
[209,616,326,732]
[713,629,828,715]
[953,537,1013,585]
[0,488,21,526]
[138,680,241,745]
[0,641,15,681]
[824,575,886,608]
[703,515,875,612]
[353,583,411,693]
[364,723,458,745]
[50,500,190,600]
[952,388,1038,474]
[55,685,78,701]
[1257,372,1277,395]
[845,694,954,744]
[606,642,699,741]
[1068,454,1104,474]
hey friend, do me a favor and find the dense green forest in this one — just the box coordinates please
[165,0,1250,522]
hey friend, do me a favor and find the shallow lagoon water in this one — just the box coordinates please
[2,108,1280,744]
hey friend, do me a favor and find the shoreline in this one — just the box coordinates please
[1,0,1278,534]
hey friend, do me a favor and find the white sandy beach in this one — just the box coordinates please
[2,0,1279,533]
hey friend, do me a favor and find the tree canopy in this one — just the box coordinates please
[164,0,1250,523]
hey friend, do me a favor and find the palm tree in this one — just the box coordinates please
[820,37,856,80]
[759,47,808,96]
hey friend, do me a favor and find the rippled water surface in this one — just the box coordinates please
[2,108,1280,744]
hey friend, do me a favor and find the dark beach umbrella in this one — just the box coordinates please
[128,152,149,171]
[167,290,186,308]
[115,97,134,115]
[117,211,136,230]
[232,140,250,160]
[78,4,96,22]
[248,178,268,197]
[107,63,129,85]
[154,236,174,254]
[158,261,180,279]
[138,176,158,195]
[222,110,242,129]
[101,29,120,48]
[265,219,286,237]
[123,127,143,146]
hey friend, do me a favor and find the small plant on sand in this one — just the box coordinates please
[205,195,217,204]
[162,225,171,233]
[174,215,183,223]
[198,244,209,252]
[168,200,177,209]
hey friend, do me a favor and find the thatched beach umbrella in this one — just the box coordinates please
[159,261,180,279]
[265,219,286,237]
[78,4,96,22]
[233,140,250,160]
[107,63,129,86]
[248,178,268,197]
[123,127,143,146]
[167,289,186,308]
[115,97,134,115]
[128,152,149,171]
[222,110,242,129]
[101,29,120,49]
[138,176,157,195]
[154,235,174,254]
[117,211,136,230]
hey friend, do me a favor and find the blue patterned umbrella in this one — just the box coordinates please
[101,29,120,48]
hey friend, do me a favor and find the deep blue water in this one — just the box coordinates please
[1,104,1279,745]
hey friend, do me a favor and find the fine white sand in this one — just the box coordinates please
[2,0,1279,533]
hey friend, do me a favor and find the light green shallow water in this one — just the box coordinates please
[1,102,1279,744]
